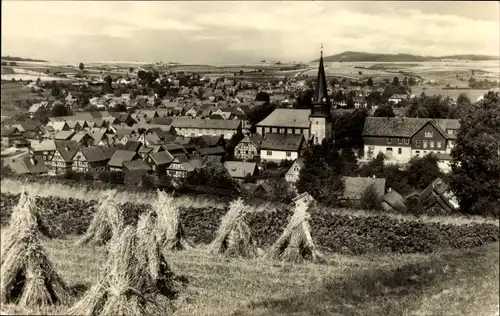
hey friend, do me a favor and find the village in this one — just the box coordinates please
[0,50,466,215]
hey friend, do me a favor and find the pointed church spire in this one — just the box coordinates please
[314,44,329,105]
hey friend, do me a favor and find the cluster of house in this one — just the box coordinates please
[1,51,463,212]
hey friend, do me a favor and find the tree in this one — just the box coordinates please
[297,141,345,206]
[51,103,71,117]
[359,152,385,178]
[360,184,382,210]
[295,89,314,109]
[408,77,416,86]
[367,78,373,87]
[406,154,443,190]
[402,76,408,86]
[406,94,452,119]
[79,62,84,71]
[110,103,127,112]
[449,92,500,217]
[103,75,113,93]
[332,108,368,148]
[247,102,276,133]
[392,76,399,86]
[346,97,355,109]
[51,85,61,97]
[255,91,270,104]
[239,70,243,76]
[340,149,358,176]
[373,105,395,117]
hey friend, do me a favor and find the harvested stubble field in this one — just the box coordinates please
[0,226,498,316]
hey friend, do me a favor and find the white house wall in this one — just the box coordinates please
[364,145,412,163]
[261,149,298,162]
[438,160,452,173]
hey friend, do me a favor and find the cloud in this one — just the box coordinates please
[2,1,498,64]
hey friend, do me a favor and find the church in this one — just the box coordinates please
[256,48,332,145]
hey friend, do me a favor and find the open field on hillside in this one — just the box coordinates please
[412,86,499,101]
[0,224,498,316]
[303,60,500,85]
[0,82,49,117]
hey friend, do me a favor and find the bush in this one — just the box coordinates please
[359,184,382,210]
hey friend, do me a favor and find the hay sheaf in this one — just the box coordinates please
[68,217,186,316]
[208,198,257,257]
[152,190,192,251]
[0,191,70,308]
[268,203,325,263]
[76,190,124,246]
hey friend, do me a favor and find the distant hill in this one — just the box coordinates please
[1,56,47,62]
[312,51,499,62]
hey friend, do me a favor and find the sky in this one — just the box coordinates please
[2,1,499,64]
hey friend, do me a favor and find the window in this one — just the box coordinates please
[387,138,392,144]
[152,165,156,171]
[398,138,403,144]
[437,141,442,149]
[430,141,435,148]
[286,151,292,157]
[425,131,433,138]
[416,140,420,147]
[386,148,393,156]
[447,129,454,135]
[44,151,48,155]
[398,148,402,155]
[404,138,409,144]
[267,151,272,156]
[423,140,428,148]
[415,150,420,156]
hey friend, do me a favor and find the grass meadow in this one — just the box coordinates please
[0,226,498,316]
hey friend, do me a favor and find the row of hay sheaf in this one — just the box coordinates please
[1,193,498,254]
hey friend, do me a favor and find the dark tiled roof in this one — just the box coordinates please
[224,161,257,178]
[149,151,175,165]
[123,159,152,171]
[150,117,173,125]
[54,140,80,162]
[108,150,138,167]
[1,127,21,136]
[197,146,226,155]
[173,118,241,130]
[362,117,429,137]
[123,140,141,152]
[54,131,76,140]
[382,190,407,212]
[200,135,223,147]
[80,146,109,162]
[260,133,304,151]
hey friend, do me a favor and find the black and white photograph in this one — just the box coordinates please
[1,1,499,315]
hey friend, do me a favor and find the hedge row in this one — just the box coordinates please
[1,193,498,254]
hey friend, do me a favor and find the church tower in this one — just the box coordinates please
[309,44,332,145]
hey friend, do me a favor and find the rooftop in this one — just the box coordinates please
[256,109,311,129]
[260,133,304,151]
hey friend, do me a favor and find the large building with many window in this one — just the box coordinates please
[362,117,459,164]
